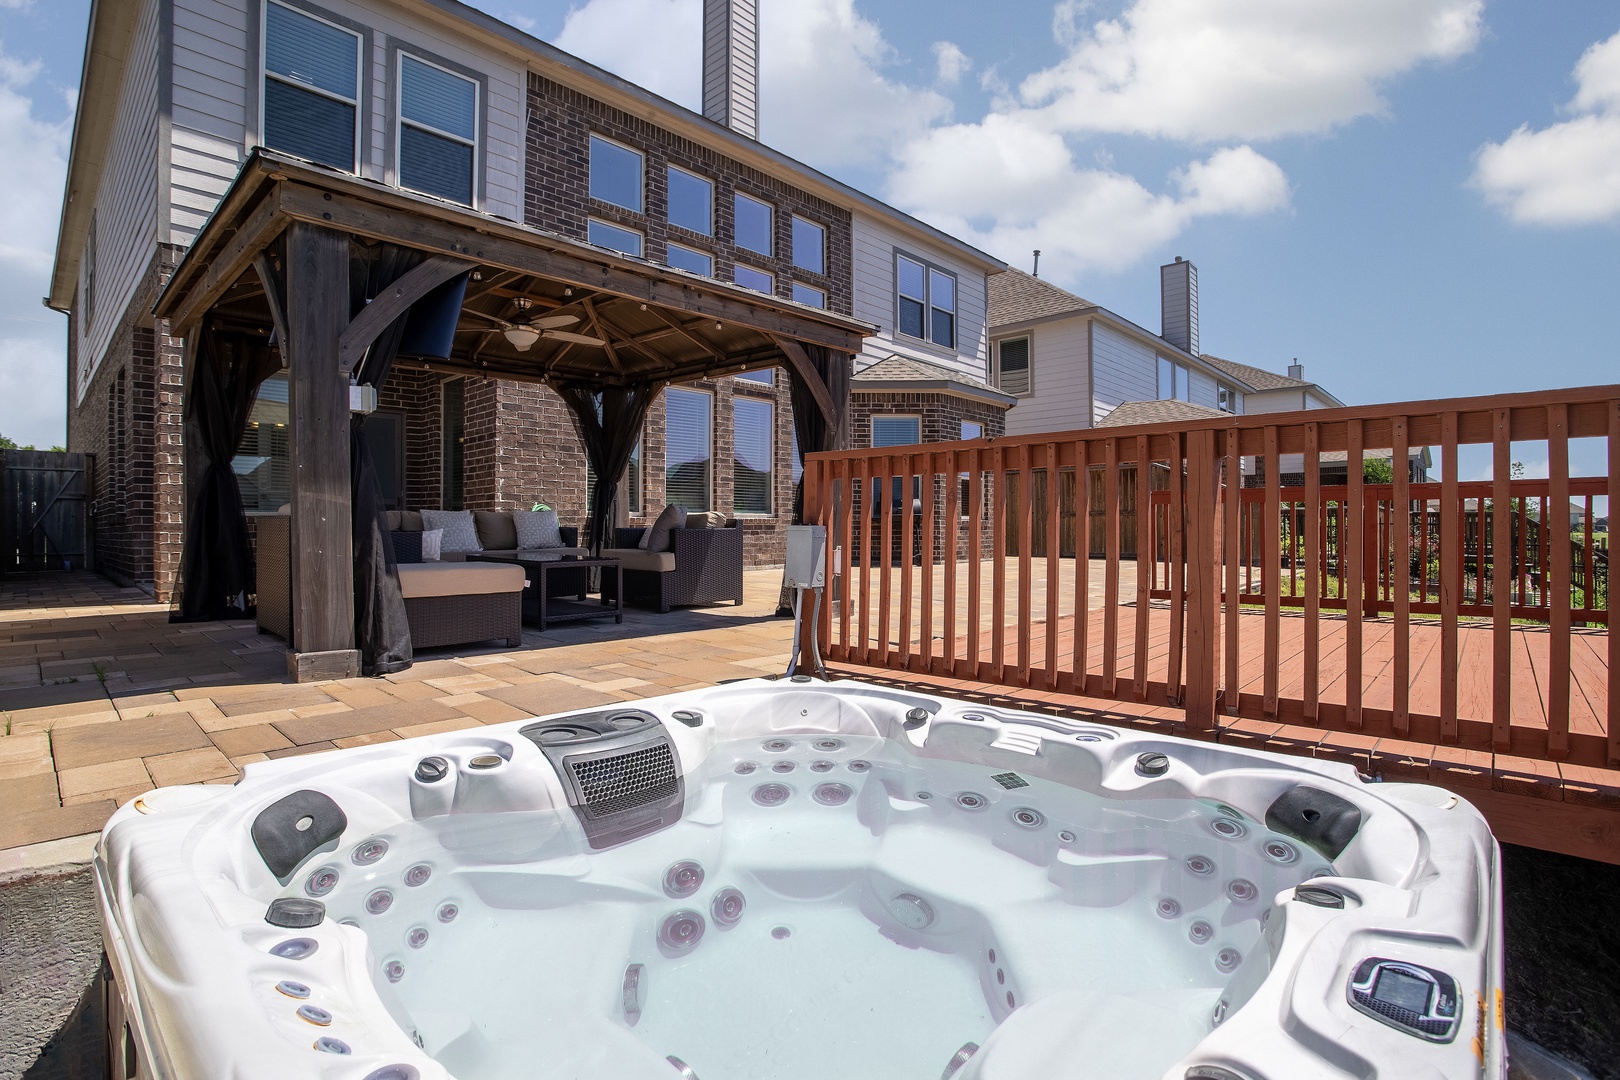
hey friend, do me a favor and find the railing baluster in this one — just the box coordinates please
[1583,493,1594,617]
[1264,425,1281,718]
[1073,441,1091,694]
[967,446,983,680]
[1224,427,1241,713]
[1135,434,1152,701]
[1045,442,1061,690]
[1492,409,1512,751]
[1167,432,1186,705]
[1440,412,1460,738]
[1548,403,1571,757]
[878,454,893,669]
[943,448,958,675]
[920,451,936,674]
[1345,418,1364,728]
[858,456,872,665]
[1608,399,1619,766]
[1304,422,1321,721]
[991,445,1008,683]
[838,459,853,658]
[1105,437,1122,698]
[899,452,915,671]
[1392,417,1411,733]
[1184,429,1218,728]
[1018,447,1035,686]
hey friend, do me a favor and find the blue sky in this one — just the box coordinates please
[0,0,1615,485]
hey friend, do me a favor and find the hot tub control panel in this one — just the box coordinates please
[1347,958,1461,1043]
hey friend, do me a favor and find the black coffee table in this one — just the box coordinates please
[468,554,622,631]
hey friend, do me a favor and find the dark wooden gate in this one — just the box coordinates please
[2,450,92,573]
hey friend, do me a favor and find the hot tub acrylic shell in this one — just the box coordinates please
[94,678,1506,1080]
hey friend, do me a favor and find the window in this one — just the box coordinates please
[733,397,774,515]
[234,373,291,512]
[737,369,773,385]
[588,218,643,257]
[1217,385,1237,413]
[664,386,712,512]
[961,420,983,440]
[397,55,477,205]
[790,282,825,308]
[626,437,642,514]
[667,167,712,235]
[666,242,713,276]
[791,215,825,274]
[791,428,803,486]
[589,135,642,212]
[442,377,465,510]
[263,2,360,172]
[1158,357,1190,402]
[734,192,773,255]
[959,421,982,514]
[896,254,957,349]
[872,415,921,448]
[733,264,773,294]
[996,337,1030,396]
[82,212,97,329]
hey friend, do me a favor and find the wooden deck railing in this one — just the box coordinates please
[802,385,1618,768]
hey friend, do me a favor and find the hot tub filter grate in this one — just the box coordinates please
[572,744,680,818]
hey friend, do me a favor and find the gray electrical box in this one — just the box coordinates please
[784,525,826,589]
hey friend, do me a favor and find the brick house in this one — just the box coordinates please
[49,0,1005,599]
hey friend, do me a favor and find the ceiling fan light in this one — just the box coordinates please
[503,326,542,351]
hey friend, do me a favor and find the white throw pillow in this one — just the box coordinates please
[420,509,480,553]
[420,528,444,562]
[512,509,563,550]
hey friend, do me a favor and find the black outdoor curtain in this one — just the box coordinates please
[172,325,279,622]
[556,382,659,555]
[786,344,851,523]
[346,243,431,676]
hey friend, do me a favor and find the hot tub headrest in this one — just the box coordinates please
[1265,785,1362,861]
[251,789,348,880]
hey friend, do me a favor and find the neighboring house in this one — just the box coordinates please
[48,0,1002,597]
[987,260,1255,436]
[1198,354,1343,414]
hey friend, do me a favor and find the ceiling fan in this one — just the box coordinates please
[463,298,606,351]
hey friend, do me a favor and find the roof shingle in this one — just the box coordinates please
[1198,353,1309,391]
[988,268,1095,327]
[1095,400,1228,428]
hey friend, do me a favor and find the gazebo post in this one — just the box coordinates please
[284,221,359,681]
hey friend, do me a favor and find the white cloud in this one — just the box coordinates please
[0,49,70,448]
[553,0,703,108]
[932,41,970,86]
[889,115,1288,278]
[1473,30,1620,226]
[1019,0,1483,141]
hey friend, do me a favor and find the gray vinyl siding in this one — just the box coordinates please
[75,0,163,403]
[850,210,989,382]
[166,0,526,245]
[1089,321,1157,425]
[1000,318,1090,437]
[1185,366,1219,410]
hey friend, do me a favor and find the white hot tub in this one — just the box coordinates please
[95,677,1505,1080]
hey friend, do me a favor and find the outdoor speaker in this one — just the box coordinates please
[398,272,470,360]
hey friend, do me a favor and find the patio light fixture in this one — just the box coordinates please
[503,325,542,351]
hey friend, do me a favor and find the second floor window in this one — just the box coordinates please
[1218,384,1237,412]
[1158,357,1190,402]
[734,264,773,294]
[897,254,956,349]
[590,135,643,212]
[666,242,712,276]
[790,282,825,308]
[734,193,773,256]
[995,337,1030,396]
[588,218,643,257]
[791,215,825,274]
[398,56,477,206]
[668,167,713,235]
[263,2,360,172]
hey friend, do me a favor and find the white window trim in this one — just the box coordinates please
[790,213,826,275]
[871,413,922,448]
[664,385,714,513]
[261,0,363,174]
[894,250,958,352]
[394,52,479,207]
[733,263,774,294]
[733,191,774,257]
[992,336,1032,397]
[666,164,714,237]
[588,217,644,257]
[588,132,645,213]
[666,240,713,277]
[732,396,775,517]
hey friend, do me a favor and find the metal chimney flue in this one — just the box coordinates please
[1160,257,1198,355]
[1288,359,1304,380]
[703,0,759,139]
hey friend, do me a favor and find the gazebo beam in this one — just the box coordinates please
[338,255,475,374]
[284,221,359,682]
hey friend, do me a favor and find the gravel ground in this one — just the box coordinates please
[1501,843,1620,1079]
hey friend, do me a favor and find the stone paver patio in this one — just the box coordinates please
[0,571,799,851]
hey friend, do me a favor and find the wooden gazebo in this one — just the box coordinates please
[155,149,871,681]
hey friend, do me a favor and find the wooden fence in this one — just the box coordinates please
[802,385,1619,769]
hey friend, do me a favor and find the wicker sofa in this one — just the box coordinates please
[600,520,744,613]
